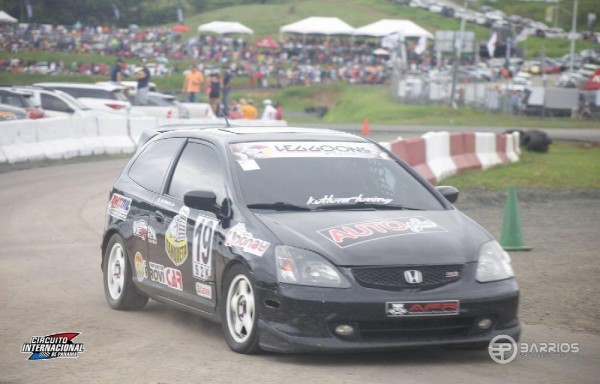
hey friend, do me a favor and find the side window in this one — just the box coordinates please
[128,138,185,193]
[168,142,224,201]
[41,94,71,112]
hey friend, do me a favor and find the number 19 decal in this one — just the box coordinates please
[193,215,219,281]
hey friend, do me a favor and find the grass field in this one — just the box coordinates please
[227,83,600,128]
[443,141,600,189]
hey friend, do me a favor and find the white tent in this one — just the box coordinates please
[197,21,253,35]
[354,19,433,39]
[0,11,17,24]
[280,17,354,36]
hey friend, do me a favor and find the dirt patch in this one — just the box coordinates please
[455,188,600,334]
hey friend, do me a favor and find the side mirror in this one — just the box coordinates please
[435,186,459,204]
[66,107,76,114]
[184,190,218,214]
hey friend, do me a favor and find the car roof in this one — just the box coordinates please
[153,124,369,145]
[34,82,125,91]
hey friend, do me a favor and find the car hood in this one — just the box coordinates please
[254,209,491,266]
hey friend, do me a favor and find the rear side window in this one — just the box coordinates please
[168,142,224,201]
[128,138,185,193]
[41,93,71,112]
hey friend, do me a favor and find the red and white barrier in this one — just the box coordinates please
[387,131,520,184]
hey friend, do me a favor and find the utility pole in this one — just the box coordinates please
[449,0,469,108]
[569,0,578,73]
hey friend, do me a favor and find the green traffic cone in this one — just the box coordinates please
[500,186,532,251]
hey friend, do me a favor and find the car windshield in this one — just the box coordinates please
[230,141,445,211]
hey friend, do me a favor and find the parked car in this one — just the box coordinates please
[34,82,131,113]
[0,103,28,121]
[129,92,190,119]
[13,86,118,118]
[101,125,520,354]
[0,88,45,119]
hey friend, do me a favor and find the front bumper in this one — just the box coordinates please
[256,276,520,353]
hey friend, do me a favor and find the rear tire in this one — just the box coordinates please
[221,264,261,354]
[103,234,148,310]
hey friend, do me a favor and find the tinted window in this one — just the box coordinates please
[41,93,71,112]
[129,138,185,193]
[168,142,224,201]
[230,141,445,211]
[0,92,26,108]
[76,89,115,99]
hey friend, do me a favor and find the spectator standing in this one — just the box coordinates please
[110,58,124,83]
[222,66,233,115]
[241,99,258,119]
[183,65,204,102]
[135,59,151,105]
[274,101,283,120]
[261,99,276,120]
[208,73,222,115]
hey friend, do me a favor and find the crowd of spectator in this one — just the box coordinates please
[0,23,440,88]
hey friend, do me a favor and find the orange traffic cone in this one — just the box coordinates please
[362,118,370,136]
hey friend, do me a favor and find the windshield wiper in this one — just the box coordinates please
[247,202,313,211]
[315,203,423,211]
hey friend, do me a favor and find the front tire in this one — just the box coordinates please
[103,234,148,310]
[221,264,261,354]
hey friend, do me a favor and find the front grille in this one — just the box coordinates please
[358,317,474,341]
[351,264,464,291]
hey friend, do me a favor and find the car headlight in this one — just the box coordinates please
[275,246,350,288]
[476,241,514,282]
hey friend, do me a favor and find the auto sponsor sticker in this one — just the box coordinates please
[230,141,390,160]
[133,220,148,241]
[237,159,261,171]
[149,262,183,291]
[224,223,270,257]
[147,225,157,245]
[192,215,219,281]
[165,206,189,266]
[317,216,447,248]
[306,194,393,205]
[134,252,147,282]
[385,300,460,317]
[107,193,132,221]
[195,282,213,300]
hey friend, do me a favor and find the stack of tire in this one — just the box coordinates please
[507,130,552,153]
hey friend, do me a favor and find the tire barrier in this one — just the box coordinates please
[521,130,552,153]
[385,131,521,184]
[0,116,289,164]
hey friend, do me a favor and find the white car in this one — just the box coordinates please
[97,80,158,96]
[179,102,216,119]
[34,82,131,113]
[13,86,120,118]
[129,92,190,119]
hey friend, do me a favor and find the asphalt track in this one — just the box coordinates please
[1,158,599,383]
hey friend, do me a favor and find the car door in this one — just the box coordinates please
[126,137,186,291]
[148,140,226,313]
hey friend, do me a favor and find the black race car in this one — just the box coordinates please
[101,125,520,354]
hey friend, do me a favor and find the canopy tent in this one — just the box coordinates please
[0,11,17,24]
[353,19,433,39]
[280,17,354,36]
[197,21,253,35]
[254,35,279,49]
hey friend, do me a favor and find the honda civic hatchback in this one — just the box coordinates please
[101,125,519,354]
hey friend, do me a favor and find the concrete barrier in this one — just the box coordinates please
[422,131,457,182]
[0,120,43,163]
[450,132,481,173]
[475,132,502,170]
[96,116,136,154]
[390,137,435,183]
[129,116,159,143]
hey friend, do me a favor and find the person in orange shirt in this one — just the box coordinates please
[182,65,204,102]
[241,99,258,119]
